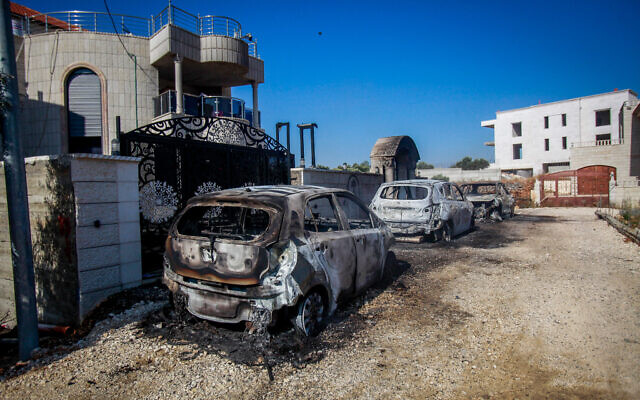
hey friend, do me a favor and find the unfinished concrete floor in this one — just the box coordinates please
[1,207,638,399]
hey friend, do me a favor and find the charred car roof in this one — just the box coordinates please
[379,179,445,187]
[186,185,357,209]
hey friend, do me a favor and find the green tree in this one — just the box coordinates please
[430,174,449,182]
[334,161,370,172]
[416,161,434,169]
[316,164,330,170]
[451,156,489,170]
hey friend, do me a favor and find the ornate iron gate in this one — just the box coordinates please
[121,117,290,276]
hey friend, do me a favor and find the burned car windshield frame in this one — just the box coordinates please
[378,185,431,200]
[462,184,498,195]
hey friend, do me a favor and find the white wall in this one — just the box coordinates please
[416,168,501,182]
[484,90,636,175]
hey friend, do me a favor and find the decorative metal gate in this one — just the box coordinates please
[121,117,290,276]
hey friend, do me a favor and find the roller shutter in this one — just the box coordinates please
[67,68,102,137]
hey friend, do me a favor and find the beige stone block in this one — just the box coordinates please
[76,203,118,227]
[119,221,140,244]
[116,161,138,182]
[76,223,119,249]
[118,201,139,223]
[120,260,142,285]
[74,182,118,204]
[77,244,120,272]
[70,159,118,182]
[120,241,141,264]
[79,265,120,293]
[117,181,139,203]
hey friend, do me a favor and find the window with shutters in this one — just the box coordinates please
[66,68,102,153]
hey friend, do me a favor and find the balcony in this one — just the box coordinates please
[571,138,624,148]
[153,91,258,126]
[21,5,258,57]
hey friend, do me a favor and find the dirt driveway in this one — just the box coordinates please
[1,207,639,399]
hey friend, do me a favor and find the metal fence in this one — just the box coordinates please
[21,5,259,57]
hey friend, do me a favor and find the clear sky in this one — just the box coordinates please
[20,0,640,167]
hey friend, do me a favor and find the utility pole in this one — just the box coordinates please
[0,0,39,360]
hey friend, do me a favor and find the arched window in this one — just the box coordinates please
[66,68,102,153]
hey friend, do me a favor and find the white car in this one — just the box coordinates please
[369,180,474,241]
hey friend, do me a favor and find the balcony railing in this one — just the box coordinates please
[571,138,624,148]
[20,5,259,57]
[153,91,258,125]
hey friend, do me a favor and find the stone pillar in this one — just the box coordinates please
[174,55,183,114]
[252,81,259,128]
[384,160,396,182]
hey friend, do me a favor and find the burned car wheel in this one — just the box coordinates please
[442,222,453,242]
[294,291,326,337]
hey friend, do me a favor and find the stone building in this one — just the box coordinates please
[369,136,420,182]
[480,89,639,179]
[10,1,264,156]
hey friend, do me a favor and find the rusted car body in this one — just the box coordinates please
[460,182,515,221]
[369,180,474,241]
[162,185,394,335]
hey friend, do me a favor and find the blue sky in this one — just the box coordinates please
[22,0,640,167]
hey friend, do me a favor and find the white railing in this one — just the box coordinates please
[21,5,259,58]
[571,138,624,148]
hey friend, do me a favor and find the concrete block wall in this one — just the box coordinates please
[570,143,631,180]
[610,186,640,207]
[291,168,384,205]
[0,154,141,327]
[69,154,142,319]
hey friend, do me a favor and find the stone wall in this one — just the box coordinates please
[0,154,141,327]
[290,168,384,205]
[416,168,502,182]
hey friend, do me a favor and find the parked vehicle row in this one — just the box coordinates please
[163,180,515,336]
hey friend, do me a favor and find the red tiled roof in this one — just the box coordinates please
[10,2,71,30]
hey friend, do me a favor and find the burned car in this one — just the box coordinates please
[163,185,394,336]
[460,182,515,221]
[369,180,474,242]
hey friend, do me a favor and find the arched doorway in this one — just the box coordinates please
[66,68,103,153]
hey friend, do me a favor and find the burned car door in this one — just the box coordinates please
[303,195,357,301]
[450,183,473,234]
[335,194,384,293]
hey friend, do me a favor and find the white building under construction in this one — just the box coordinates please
[481,89,639,180]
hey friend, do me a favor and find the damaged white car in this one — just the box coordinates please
[163,186,394,336]
[369,180,474,242]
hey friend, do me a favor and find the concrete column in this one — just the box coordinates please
[251,81,259,128]
[174,55,183,114]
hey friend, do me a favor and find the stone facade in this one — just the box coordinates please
[0,154,141,327]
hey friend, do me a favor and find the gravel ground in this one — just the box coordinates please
[1,207,639,399]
